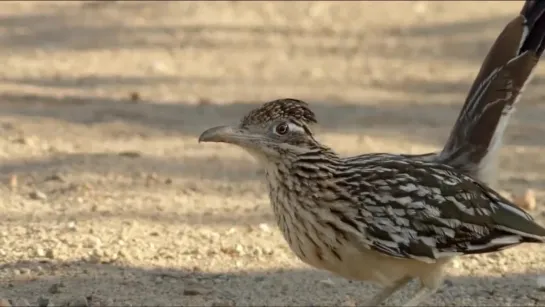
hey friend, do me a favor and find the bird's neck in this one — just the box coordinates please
[262,145,343,201]
[264,145,341,172]
[261,146,353,254]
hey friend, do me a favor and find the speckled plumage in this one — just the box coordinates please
[269,148,545,262]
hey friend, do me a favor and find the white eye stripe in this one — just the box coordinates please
[287,122,305,133]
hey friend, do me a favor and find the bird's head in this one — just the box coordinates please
[198,98,327,163]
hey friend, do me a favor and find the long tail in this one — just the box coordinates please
[417,1,545,185]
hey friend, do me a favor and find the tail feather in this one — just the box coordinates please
[433,0,545,185]
[521,0,545,56]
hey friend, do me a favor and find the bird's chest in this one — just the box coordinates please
[265,172,305,247]
[264,170,343,270]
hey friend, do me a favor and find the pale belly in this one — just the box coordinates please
[285,232,414,286]
[273,211,415,286]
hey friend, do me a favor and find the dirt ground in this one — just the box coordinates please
[2,1,545,306]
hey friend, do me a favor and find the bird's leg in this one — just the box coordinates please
[363,276,413,306]
[402,284,440,307]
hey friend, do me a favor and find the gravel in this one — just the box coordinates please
[0,1,544,306]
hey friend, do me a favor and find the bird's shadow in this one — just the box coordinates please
[0,259,542,306]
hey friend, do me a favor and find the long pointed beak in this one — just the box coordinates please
[198,125,242,144]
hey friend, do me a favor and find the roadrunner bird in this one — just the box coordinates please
[199,100,545,306]
[199,2,545,306]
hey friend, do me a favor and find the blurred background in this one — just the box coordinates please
[1,1,545,306]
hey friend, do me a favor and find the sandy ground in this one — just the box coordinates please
[1,1,545,306]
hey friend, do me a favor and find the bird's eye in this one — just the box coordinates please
[275,122,289,135]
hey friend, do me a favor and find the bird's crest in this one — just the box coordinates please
[241,98,317,127]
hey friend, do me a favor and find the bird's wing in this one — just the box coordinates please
[340,157,545,264]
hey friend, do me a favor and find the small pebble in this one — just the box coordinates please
[0,298,11,307]
[13,137,30,145]
[183,283,212,296]
[19,268,31,275]
[88,250,103,264]
[46,249,56,259]
[198,98,212,105]
[49,282,65,294]
[9,174,17,190]
[118,151,141,158]
[45,173,65,182]
[258,223,271,233]
[36,247,46,257]
[35,265,45,275]
[67,221,77,231]
[513,189,537,211]
[537,275,545,291]
[129,91,140,102]
[29,190,47,200]
[253,276,266,282]
[262,247,274,255]
[251,247,262,257]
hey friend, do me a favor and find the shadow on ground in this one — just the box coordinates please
[3,2,545,96]
[0,259,542,305]
[2,89,545,149]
